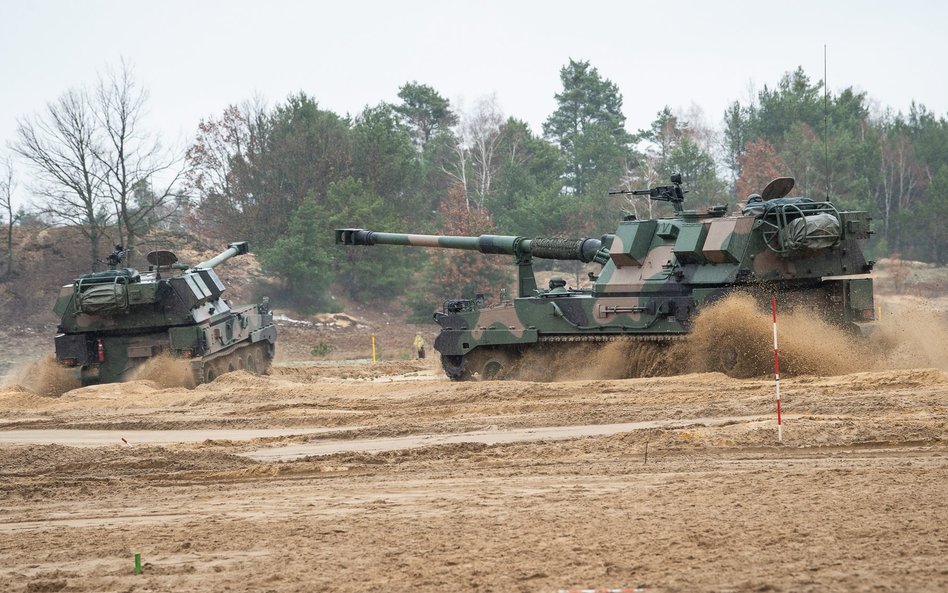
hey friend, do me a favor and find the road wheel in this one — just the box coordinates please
[245,353,258,374]
[440,355,468,381]
[464,348,516,380]
[256,342,274,373]
[203,362,220,383]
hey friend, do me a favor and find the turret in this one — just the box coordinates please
[55,241,253,328]
[336,229,609,296]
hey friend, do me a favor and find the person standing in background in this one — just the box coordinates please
[413,333,426,359]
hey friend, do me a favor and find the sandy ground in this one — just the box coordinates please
[1,293,947,593]
[1,361,946,592]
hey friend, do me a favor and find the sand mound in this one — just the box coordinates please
[206,369,267,385]
[0,444,256,480]
[63,380,163,399]
[271,361,431,381]
[803,367,948,391]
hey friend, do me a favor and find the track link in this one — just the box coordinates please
[537,334,686,344]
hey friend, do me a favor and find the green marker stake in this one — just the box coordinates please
[134,553,142,575]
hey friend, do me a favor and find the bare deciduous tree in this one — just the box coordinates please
[441,135,470,209]
[0,157,20,276]
[93,60,186,264]
[465,95,504,209]
[186,98,270,239]
[878,130,921,244]
[13,61,185,270]
[618,159,660,220]
[442,95,504,211]
[14,88,109,268]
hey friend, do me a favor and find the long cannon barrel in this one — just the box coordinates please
[194,241,250,269]
[336,229,608,264]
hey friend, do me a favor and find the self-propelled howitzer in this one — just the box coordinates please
[336,176,879,380]
[53,242,277,386]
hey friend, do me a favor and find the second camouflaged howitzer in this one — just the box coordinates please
[53,241,277,386]
[337,176,878,381]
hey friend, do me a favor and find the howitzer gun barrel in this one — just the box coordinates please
[336,229,607,264]
[194,241,250,269]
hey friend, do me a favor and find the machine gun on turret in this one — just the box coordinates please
[97,244,129,270]
[609,173,688,213]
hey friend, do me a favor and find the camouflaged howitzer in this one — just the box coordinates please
[337,175,877,380]
[53,242,277,386]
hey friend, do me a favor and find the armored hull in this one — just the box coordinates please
[53,242,277,386]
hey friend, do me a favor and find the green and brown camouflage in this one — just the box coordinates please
[53,242,277,385]
[336,176,877,380]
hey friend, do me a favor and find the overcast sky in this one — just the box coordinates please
[2,0,946,204]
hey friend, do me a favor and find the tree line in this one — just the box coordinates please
[4,60,948,313]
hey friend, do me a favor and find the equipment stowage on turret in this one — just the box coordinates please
[337,175,878,380]
[53,242,276,386]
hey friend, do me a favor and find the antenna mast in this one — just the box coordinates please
[824,44,830,199]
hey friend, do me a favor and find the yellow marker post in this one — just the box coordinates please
[371,334,377,363]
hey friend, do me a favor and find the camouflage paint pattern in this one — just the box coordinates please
[53,242,277,385]
[336,178,878,380]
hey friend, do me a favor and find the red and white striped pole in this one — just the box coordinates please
[771,293,783,442]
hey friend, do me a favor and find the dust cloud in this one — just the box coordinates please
[678,293,873,378]
[508,292,946,382]
[515,341,670,381]
[668,293,947,378]
[3,355,81,396]
[872,298,948,371]
[126,353,197,389]
[3,353,197,396]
